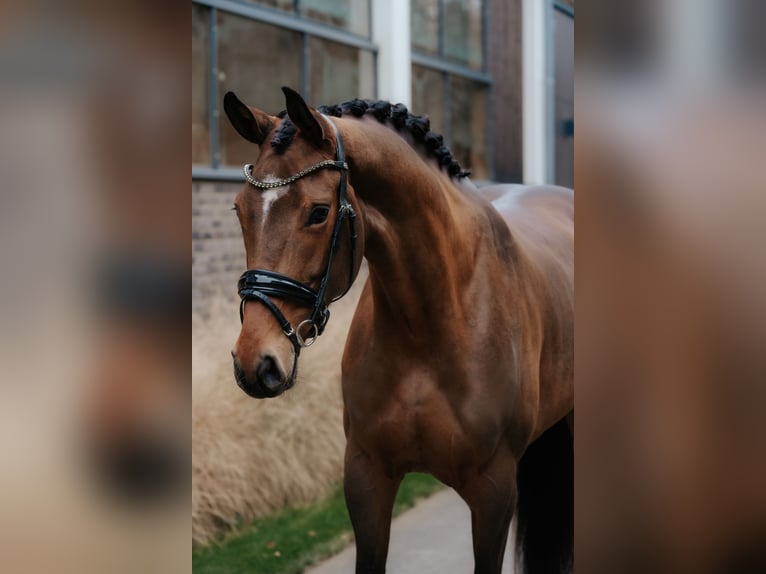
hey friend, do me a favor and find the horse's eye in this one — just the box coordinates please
[307,205,330,226]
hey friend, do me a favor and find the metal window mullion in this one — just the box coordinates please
[302,32,310,100]
[553,1,574,18]
[367,0,373,43]
[208,7,220,169]
[192,166,245,181]
[487,82,494,181]
[438,0,445,57]
[481,0,488,72]
[481,0,491,178]
[411,52,492,83]
[443,71,451,144]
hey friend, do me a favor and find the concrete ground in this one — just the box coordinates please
[306,488,514,574]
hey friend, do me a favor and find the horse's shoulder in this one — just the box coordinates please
[483,184,573,219]
[481,184,573,286]
[485,185,573,241]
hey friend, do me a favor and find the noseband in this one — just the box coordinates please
[237,117,358,380]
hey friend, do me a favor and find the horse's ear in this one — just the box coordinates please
[281,86,326,146]
[223,91,273,145]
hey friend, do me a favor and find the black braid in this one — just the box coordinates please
[270,117,295,152]
[370,100,391,122]
[390,103,409,129]
[405,115,430,142]
[435,145,453,167]
[424,131,443,152]
[340,98,368,117]
[448,159,463,177]
[270,98,471,178]
[317,104,342,117]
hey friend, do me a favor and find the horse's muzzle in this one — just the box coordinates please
[233,353,290,398]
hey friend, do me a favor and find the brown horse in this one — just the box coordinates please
[225,87,573,574]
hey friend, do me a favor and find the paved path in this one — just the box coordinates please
[306,488,514,574]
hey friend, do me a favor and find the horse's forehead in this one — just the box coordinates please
[259,178,292,222]
[236,175,293,228]
[241,146,334,212]
[248,152,303,189]
[258,144,309,172]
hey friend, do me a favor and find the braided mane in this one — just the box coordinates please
[271,99,471,179]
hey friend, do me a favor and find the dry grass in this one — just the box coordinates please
[192,268,366,546]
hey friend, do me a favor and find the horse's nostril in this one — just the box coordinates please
[233,353,286,398]
[257,355,284,391]
[233,357,244,380]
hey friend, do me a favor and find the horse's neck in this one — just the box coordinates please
[343,119,498,335]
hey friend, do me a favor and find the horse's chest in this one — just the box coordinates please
[345,372,495,478]
[368,404,457,475]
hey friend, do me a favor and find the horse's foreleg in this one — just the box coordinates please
[344,440,401,574]
[458,453,517,574]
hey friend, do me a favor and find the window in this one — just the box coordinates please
[308,37,375,105]
[244,0,370,36]
[192,0,375,173]
[448,75,488,180]
[411,0,490,180]
[192,4,210,165]
[216,12,302,167]
[412,0,483,70]
[412,0,439,57]
[411,65,444,134]
[443,0,483,70]
[301,0,370,36]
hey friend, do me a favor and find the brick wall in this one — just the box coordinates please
[192,180,246,313]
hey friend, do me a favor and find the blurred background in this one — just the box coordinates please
[0,1,188,573]
[577,1,766,573]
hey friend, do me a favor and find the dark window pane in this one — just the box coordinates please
[448,75,488,180]
[309,37,375,105]
[411,64,445,135]
[192,4,210,165]
[302,0,370,36]
[444,0,483,69]
[217,14,302,167]
[412,0,440,56]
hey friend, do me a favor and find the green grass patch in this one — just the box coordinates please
[193,473,444,574]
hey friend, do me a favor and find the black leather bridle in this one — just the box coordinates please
[237,116,358,380]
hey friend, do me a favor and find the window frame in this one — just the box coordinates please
[553,1,575,18]
[192,0,376,179]
[410,0,493,181]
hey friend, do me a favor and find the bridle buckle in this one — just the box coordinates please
[295,319,320,348]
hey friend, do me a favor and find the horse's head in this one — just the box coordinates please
[224,87,365,398]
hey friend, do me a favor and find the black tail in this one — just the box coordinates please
[516,417,574,574]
